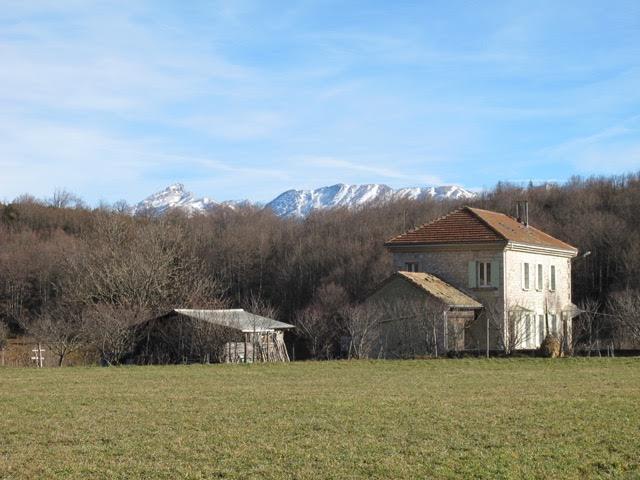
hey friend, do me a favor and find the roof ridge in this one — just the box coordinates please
[395,270,481,307]
[463,206,509,242]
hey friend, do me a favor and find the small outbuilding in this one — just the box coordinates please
[365,271,482,358]
[132,309,295,364]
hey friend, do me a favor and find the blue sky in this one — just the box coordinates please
[1,1,639,204]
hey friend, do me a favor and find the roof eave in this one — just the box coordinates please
[385,240,507,249]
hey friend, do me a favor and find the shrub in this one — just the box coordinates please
[539,335,561,358]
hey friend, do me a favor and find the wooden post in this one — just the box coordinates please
[486,311,490,358]
[443,310,448,355]
[244,334,247,363]
[266,333,270,361]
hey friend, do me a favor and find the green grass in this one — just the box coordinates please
[1,359,640,479]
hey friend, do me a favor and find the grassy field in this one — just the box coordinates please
[1,359,639,479]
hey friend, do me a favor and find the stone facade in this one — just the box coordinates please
[365,275,478,357]
[389,242,576,351]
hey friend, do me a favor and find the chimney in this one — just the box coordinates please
[515,200,529,227]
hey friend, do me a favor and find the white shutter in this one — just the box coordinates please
[490,260,499,287]
[468,261,477,288]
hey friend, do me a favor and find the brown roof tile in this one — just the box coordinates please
[385,206,577,252]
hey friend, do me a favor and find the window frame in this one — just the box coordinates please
[549,265,556,291]
[538,314,545,344]
[523,262,530,290]
[524,314,532,347]
[536,263,543,291]
[477,261,492,287]
[550,313,558,334]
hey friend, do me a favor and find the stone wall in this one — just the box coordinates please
[391,245,505,349]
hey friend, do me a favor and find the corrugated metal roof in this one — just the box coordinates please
[395,271,482,309]
[385,206,577,253]
[173,309,295,332]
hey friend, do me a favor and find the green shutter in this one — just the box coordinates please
[468,261,476,288]
[490,260,500,287]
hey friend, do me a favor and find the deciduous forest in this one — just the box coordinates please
[1,172,639,361]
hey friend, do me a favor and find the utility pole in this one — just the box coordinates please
[486,313,490,358]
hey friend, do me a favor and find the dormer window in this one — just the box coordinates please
[405,262,419,272]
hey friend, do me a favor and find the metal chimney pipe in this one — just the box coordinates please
[515,200,529,226]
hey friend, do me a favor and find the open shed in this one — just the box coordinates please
[132,309,295,364]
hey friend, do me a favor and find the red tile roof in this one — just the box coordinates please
[385,206,577,252]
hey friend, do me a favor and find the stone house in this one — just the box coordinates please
[374,205,579,355]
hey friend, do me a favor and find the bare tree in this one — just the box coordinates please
[572,299,603,355]
[295,306,334,359]
[242,291,279,319]
[483,301,535,354]
[609,290,640,346]
[112,200,131,215]
[0,321,8,366]
[23,308,86,367]
[49,189,85,209]
[372,299,444,358]
[83,305,143,365]
[341,304,381,359]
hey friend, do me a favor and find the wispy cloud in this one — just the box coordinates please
[0,1,639,203]
[301,157,443,185]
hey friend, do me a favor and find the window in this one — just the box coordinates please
[536,264,543,291]
[405,262,419,272]
[477,262,492,287]
[523,262,530,290]
[550,314,558,335]
[538,314,545,344]
[549,265,556,291]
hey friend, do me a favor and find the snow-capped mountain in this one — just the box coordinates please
[265,183,476,218]
[134,183,476,218]
[133,183,221,216]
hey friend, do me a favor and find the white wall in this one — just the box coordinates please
[504,246,573,349]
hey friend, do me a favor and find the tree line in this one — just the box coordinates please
[1,172,639,363]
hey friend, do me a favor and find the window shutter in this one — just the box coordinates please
[468,261,476,288]
[490,260,499,287]
[521,262,525,290]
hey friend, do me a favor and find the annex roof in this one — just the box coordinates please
[172,309,295,332]
[389,271,482,309]
[385,206,577,253]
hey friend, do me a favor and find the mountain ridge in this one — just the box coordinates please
[134,182,477,217]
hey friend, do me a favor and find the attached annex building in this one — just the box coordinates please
[370,205,579,356]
